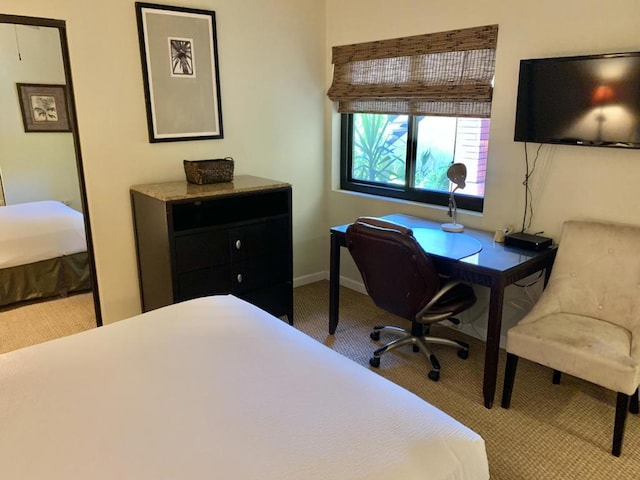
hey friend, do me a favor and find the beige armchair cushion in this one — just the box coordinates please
[507,220,640,395]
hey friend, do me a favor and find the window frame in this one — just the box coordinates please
[339,113,485,213]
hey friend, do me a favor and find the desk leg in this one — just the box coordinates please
[329,233,341,334]
[483,282,505,409]
[543,266,553,287]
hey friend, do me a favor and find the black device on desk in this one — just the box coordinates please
[504,232,552,251]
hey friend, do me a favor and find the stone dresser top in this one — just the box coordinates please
[130,175,290,202]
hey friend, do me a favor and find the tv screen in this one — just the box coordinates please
[514,52,640,149]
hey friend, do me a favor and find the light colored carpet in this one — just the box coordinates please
[0,293,96,353]
[293,281,640,480]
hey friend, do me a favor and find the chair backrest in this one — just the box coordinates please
[345,217,440,321]
[536,220,640,334]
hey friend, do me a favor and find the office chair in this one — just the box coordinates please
[345,217,477,381]
[501,220,640,456]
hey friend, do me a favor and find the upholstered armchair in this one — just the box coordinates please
[501,220,640,456]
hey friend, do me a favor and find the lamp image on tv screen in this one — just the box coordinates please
[514,52,640,149]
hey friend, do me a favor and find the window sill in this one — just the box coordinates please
[331,187,484,219]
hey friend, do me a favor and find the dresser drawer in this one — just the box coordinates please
[238,282,292,318]
[174,229,229,273]
[230,217,289,262]
[231,254,290,294]
[176,265,232,301]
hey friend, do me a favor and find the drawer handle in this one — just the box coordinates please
[236,274,243,284]
[235,240,242,250]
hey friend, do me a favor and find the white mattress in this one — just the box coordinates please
[0,200,87,269]
[0,295,489,480]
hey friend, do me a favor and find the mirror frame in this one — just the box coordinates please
[0,13,102,326]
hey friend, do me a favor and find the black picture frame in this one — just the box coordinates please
[135,2,223,142]
[16,83,71,133]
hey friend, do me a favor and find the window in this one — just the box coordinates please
[328,25,498,213]
[342,113,489,211]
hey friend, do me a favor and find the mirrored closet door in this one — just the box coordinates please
[0,14,101,349]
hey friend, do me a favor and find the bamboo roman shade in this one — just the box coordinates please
[327,24,499,117]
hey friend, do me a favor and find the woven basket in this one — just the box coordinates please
[183,158,234,184]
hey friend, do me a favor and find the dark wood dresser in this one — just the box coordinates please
[130,175,293,323]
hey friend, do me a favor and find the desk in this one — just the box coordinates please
[329,213,557,409]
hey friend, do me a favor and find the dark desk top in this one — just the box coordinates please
[331,213,557,274]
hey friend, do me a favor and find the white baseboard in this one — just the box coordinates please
[294,271,506,347]
[336,275,367,294]
[293,272,326,288]
[455,322,492,345]
[293,271,366,294]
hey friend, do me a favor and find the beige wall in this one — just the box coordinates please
[2,0,327,323]
[325,0,640,335]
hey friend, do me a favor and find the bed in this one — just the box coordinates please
[0,200,90,307]
[0,295,489,479]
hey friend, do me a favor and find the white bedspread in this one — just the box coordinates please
[0,200,87,269]
[0,295,489,480]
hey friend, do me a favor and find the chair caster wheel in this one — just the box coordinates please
[428,370,440,381]
[457,349,469,360]
[370,331,380,341]
[369,357,381,368]
[413,345,420,352]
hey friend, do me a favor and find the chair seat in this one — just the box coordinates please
[508,313,639,394]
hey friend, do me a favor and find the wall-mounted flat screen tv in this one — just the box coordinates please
[514,52,640,149]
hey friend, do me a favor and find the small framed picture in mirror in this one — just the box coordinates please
[16,83,71,133]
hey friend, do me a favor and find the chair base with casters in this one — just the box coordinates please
[502,353,640,457]
[368,321,470,381]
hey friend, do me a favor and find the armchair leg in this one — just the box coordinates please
[630,388,639,415]
[613,392,630,457]
[552,370,562,384]
[501,353,519,409]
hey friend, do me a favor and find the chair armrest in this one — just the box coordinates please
[421,279,466,312]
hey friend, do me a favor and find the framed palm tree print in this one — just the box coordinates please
[16,83,71,133]
[135,2,224,142]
